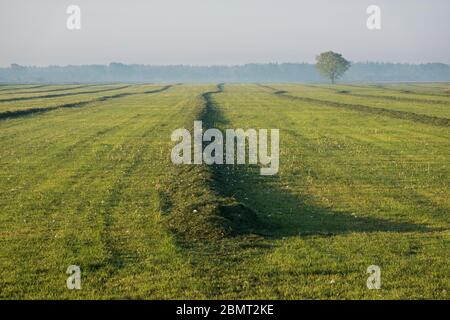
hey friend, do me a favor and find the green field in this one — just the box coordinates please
[0,83,449,299]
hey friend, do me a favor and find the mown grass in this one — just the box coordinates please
[0,84,118,99]
[0,84,50,92]
[308,83,450,103]
[0,84,98,96]
[0,84,217,298]
[185,84,449,299]
[0,83,448,299]
[264,84,450,119]
[0,84,165,114]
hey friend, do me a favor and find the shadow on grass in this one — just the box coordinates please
[211,164,432,238]
[204,84,432,239]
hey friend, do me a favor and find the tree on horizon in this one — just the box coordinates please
[315,51,351,84]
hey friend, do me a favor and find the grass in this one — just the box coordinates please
[0,83,448,299]
[0,84,98,96]
[263,84,450,119]
[0,84,166,115]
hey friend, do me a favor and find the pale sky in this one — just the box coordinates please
[0,0,449,67]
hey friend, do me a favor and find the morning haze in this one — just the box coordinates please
[0,0,449,67]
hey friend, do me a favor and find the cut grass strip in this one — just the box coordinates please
[0,84,98,96]
[0,84,48,92]
[306,84,450,104]
[259,84,450,127]
[160,84,263,243]
[0,85,173,120]
[266,84,450,119]
[0,85,211,299]
[0,85,132,103]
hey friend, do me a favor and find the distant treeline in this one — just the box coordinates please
[1,62,449,83]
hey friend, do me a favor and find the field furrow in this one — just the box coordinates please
[0,85,132,102]
[260,85,450,126]
[0,85,172,120]
[0,83,448,299]
[0,84,107,97]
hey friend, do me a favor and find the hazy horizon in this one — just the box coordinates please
[3,61,450,69]
[1,0,449,67]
